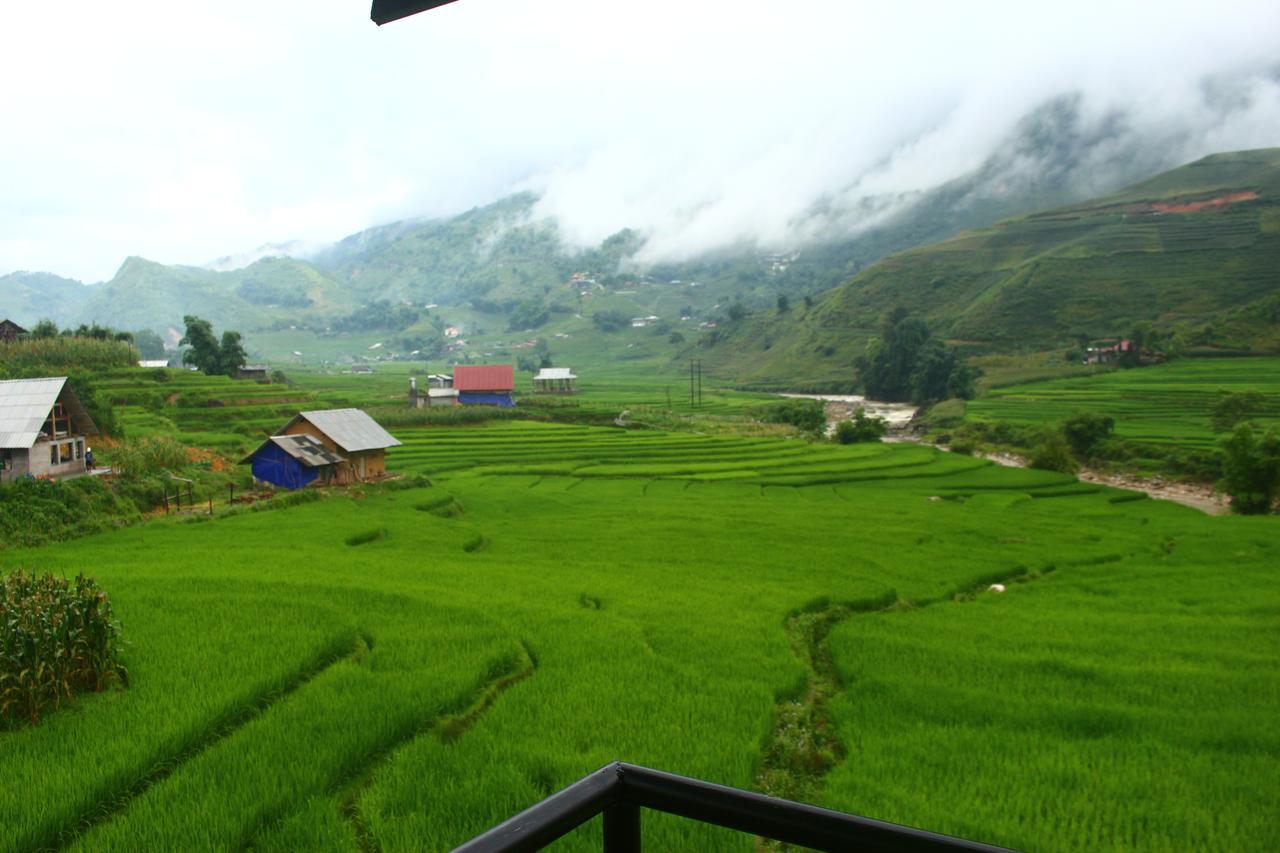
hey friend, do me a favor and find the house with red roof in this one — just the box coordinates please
[453,364,515,407]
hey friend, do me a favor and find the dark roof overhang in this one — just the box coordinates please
[371,0,460,26]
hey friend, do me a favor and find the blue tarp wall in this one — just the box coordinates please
[458,392,514,408]
[250,442,318,490]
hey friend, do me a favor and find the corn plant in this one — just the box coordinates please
[1,570,127,727]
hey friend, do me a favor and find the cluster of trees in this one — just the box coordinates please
[591,310,630,332]
[857,309,977,404]
[515,339,553,374]
[180,315,247,377]
[507,298,551,332]
[1026,411,1116,475]
[331,301,420,332]
[19,320,167,361]
[236,277,312,308]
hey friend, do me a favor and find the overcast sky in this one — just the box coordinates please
[2,0,1278,282]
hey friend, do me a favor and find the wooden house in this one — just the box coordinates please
[237,364,271,382]
[0,377,99,482]
[533,367,577,394]
[453,364,515,407]
[242,408,401,488]
[0,319,27,343]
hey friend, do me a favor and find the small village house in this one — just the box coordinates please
[236,364,271,382]
[0,377,99,482]
[241,408,401,489]
[533,367,577,394]
[408,376,458,408]
[1085,339,1132,364]
[0,319,27,343]
[453,364,515,407]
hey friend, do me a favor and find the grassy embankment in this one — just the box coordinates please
[946,357,1280,476]
[1,420,1276,851]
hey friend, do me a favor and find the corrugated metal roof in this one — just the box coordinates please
[0,377,66,449]
[240,433,346,467]
[293,409,402,452]
[453,364,514,392]
[534,367,576,381]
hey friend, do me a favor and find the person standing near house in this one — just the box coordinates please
[85,447,94,470]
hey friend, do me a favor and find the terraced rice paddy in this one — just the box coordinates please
[968,357,1280,450]
[2,421,1277,851]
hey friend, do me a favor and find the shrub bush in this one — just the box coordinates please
[751,399,826,435]
[1028,430,1078,474]
[103,435,190,479]
[834,410,887,444]
[1,570,127,727]
[1219,424,1280,515]
[0,478,133,548]
[1062,411,1115,459]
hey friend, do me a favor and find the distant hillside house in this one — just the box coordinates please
[241,408,401,488]
[0,319,27,343]
[0,377,99,482]
[138,359,170,368]
[444,326,461,338]
[237,364,271,382]
[533,367,577,394]
[1085,339,1132,364]
[453,364,515,407]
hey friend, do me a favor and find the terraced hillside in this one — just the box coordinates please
[966,357,1280,452]
[3,421,1275,852]
[698,149,1280,387]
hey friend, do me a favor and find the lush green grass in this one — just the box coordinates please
[966,357,1280,451]
[1,417,1275,851]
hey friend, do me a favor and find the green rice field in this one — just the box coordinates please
[967,357,1280,450]
[2,419,1277,851]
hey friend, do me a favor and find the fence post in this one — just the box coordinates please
[602,801,640,853]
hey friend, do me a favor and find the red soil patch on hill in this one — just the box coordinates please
[1151,190,1258,214]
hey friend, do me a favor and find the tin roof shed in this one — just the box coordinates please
[534,367,577,381]
[241,434,346,467]
[286,409,402,453]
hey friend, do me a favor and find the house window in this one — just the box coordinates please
[75,440,84,460]
[51,443,59,465]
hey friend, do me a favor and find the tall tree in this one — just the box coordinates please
[1219,424,1280,515]
[180,315,246,376]
[216,331,248,375]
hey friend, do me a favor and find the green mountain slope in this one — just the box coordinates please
[76,256,357,335]
[0,271,93,327]
[697,149,1280,388]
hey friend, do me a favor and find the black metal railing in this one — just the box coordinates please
[453,761,1012,852]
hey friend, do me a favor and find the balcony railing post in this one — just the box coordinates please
[602,800,640,853]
